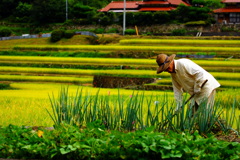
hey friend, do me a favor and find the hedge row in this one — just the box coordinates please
[50,29,75,42]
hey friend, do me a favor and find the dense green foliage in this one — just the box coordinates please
[50,29,64,42]
[0,124,239,159]
[50,29,75,42]
[0,82,10,89]
[124,29,136,35]
[0,0,221,25]
[63,30,75,39]
[0,27,12,37]
[171,29,187,36]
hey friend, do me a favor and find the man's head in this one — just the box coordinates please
[156,54,176,74]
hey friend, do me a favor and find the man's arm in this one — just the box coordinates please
[186,61,206,95]
[172,78,183,108]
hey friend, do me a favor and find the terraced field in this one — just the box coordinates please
[0,35,239,130]
[0,36,240,89]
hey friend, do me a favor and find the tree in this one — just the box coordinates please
[67,2,96,25]
[0,0,19,19]
[31,0,65,24]
[153,12,171,24]
[13,2,32,22]
[192,0,224,9]
[174,3,214,24]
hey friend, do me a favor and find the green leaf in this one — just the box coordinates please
[141,142,149,153]
[183,146,191,153]
[60,148,70,155]
[171,150,182,158]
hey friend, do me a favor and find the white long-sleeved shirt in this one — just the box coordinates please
[170,59,220,105]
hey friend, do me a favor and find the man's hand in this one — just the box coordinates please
[193,88,201,95]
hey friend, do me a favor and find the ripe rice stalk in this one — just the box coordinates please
[0,55,154,66]
[0,66,167,78]
[0,56,239,68]
[218,80,240,88]
[120,39,240,46]
[14,45,240,53]
[1,66,240,80]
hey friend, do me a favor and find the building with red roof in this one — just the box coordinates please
[214,0,240,24]
[98,0,190,12]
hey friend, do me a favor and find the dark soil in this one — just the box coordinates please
[216,130,240,143]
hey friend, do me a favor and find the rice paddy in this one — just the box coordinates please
[13,45,240,53]
[0,36,239,132]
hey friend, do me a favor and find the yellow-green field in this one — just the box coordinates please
[0,82,239,128]
[0,35,239,130]
[0,82,174,126]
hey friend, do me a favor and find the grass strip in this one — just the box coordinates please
[14,45,240,53]
[0,75,93,84]
[0,56,239,67]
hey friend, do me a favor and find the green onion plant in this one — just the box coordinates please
[47,87,239,135]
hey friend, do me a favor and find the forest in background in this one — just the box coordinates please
[0,0,223,25]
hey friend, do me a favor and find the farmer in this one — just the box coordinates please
[156,54,220,113]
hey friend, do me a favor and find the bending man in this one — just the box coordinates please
[156,54,220,112]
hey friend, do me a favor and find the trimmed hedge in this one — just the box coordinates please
[0,82,10,90]
[124,29,136,35]
[50,29,64,42]
[64,30,75,39]
[0,28,12,37]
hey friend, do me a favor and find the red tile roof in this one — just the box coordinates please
[138,0,190,6]
[168,0,190,6]
[137,1,170,5]
[98,0,190,12]
[98,1,139,12]
[139,7,175,11]
[214,8,240,13]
